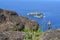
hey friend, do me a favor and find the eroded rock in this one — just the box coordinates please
[0,8,39,31]
[0,14,6,23]
[19,16,39,31]
[0,31,26,40]
[25,19,39,31]
[40,29,60,40]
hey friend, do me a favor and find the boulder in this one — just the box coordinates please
[0,31,26,40]
[40,29,60,40]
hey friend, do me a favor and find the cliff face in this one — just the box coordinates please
[0,8,39,31]
[0,8,40,40]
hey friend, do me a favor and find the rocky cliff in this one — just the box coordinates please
[1,8,60,40]
[0,8,39,31]
[0,8,39,40]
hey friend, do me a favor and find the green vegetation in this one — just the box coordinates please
[22,28,42,40]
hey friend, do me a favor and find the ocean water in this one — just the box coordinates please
[0,0,60,32]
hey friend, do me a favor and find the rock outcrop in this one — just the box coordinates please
[19,16,39,31]
[0,31,26,40]
[0,8,40,40]
[40,29,60,40]
[0,8,39,31]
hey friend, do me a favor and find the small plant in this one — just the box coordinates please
[22,28,42,40]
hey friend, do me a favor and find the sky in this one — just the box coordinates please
[0,0,60,2]
[19,0,60,1]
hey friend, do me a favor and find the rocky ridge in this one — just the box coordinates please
[0,8,39,40]
[0,8,39,31]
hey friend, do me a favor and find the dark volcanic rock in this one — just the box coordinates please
[0,14,6,23]
[0,31,26,40]
[0,8,39,31]
[40,29,60,40]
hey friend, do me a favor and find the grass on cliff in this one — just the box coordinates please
[22,28,42,40]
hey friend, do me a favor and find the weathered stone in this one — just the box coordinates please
[0,31,26,40]
[40,29,60,40]
[19,16,39,31]
[0,8,39,31]
[0,14,6,23]
[0,9,24,31]
[16,22,25,31]
[25,19,39,31]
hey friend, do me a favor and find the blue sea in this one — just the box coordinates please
[0,0,60,32]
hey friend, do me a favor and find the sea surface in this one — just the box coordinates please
[0,0,60,32]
